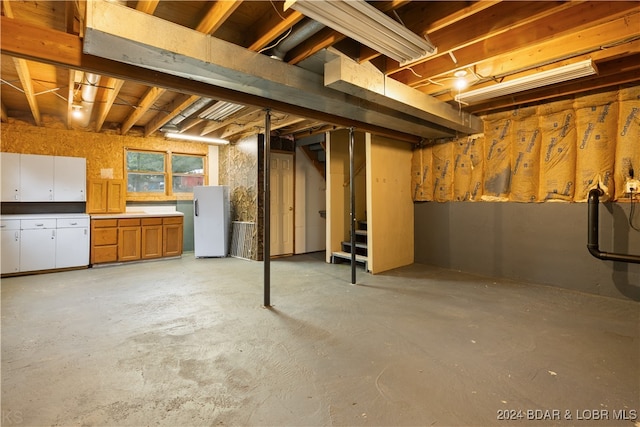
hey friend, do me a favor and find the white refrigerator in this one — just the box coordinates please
[193,186,230,257]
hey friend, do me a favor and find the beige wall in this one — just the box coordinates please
[367,134,414,274]
[1,118,209,202]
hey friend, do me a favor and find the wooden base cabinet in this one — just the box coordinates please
[91,215,183,265]
[163,217,183,257]
[142,218,163,259]
[91,219,118,264]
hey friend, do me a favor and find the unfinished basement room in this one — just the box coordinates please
[1,1,639,426]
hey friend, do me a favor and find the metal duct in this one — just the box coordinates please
[269,19,325,61]
[79,73,101,128]
[587,188,640,264]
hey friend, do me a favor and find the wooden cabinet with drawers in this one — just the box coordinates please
[91,215,183,265]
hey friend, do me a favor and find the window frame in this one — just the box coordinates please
[125,148,207,199]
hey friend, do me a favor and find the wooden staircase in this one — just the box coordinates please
[331,220,368,270]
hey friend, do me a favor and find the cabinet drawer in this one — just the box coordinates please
[163,216,183,225]
[21,219,56,229]
[57,217,90,228]
[92,219,118,228]
[93,228,118,245]
[118,218,141,227]
[1,220,20,230]
[92,246,118,264]
[142,218,163,226]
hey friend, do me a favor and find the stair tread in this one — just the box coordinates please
[354,230,367,235]
[331,251,368,262]
[341,241,368,248]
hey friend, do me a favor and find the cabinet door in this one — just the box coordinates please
[54,157,86,201]
[56,227,89,268]
[107,180,126,213]
[1,229,20,274]
[1,152,21,202]
[142,225,163,259]
[87,179,108,213]
[163,222,183,257]
[20,228,56,272]
[118,226,141,261]
[20,154,54,201]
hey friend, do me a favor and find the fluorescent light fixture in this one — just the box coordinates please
[284,0,435,66]
[198,101,244,121]
[165,132,229,145]
[455,60,598,104]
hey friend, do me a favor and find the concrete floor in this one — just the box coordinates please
[1,253,638,427]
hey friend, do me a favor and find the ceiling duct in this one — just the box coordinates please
[79,73,101,128]
[198,101,245,121]
[269,19,325,61]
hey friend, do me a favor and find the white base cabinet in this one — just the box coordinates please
[1,215,90,275]
[55,217,90,268]
[1,220,21,274]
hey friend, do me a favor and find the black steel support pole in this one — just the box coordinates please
[349,127,356,285]
[264,109,272,306]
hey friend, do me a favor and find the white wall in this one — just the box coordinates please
[295,146,326,254]
[208,145,219,185]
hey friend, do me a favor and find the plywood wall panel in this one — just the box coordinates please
[1,118,208,201]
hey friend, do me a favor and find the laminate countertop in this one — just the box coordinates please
[90,212,184,220]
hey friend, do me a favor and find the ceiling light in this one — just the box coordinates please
[454,70,468,90]
[165,132,229,145]
[455,59,598,104]
[284,0,436,66]
[198,101,244,121]
[71,104,83,119]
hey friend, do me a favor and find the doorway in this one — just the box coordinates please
[270,152,294,256]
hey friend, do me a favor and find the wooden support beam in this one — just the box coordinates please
[95,77,124,132]
[120,86,166,135]
[144,93,200,137]
[196,1,243,35]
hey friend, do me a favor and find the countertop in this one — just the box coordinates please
[89,211,184,219]
[1,213,90,220]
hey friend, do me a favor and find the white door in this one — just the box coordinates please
[1,152,21,201]
[1,220,21,274]
[270,152,294,256]
[20,154,54,201]
[54,156,86,201]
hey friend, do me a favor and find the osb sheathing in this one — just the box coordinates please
[218,135,259,260]
[412,85,640,202]
[0,118,208,201]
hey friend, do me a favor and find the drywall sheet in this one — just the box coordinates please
[453,135,483,201]
[538,99,576,201]
[574,91,618,201]
[615,86,640,199]
[482,115,512,200]
[411,146,432,202]
[510,111,541,202]
[432,142,454,202]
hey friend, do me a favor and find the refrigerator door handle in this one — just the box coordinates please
[194,198,199,216]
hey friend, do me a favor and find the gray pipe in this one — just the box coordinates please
[587,188,640,264]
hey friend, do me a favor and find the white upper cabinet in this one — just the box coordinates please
[1,152,21,202]
[1,153,86,202]
[20,154,54,201]
[54,156,86,201]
